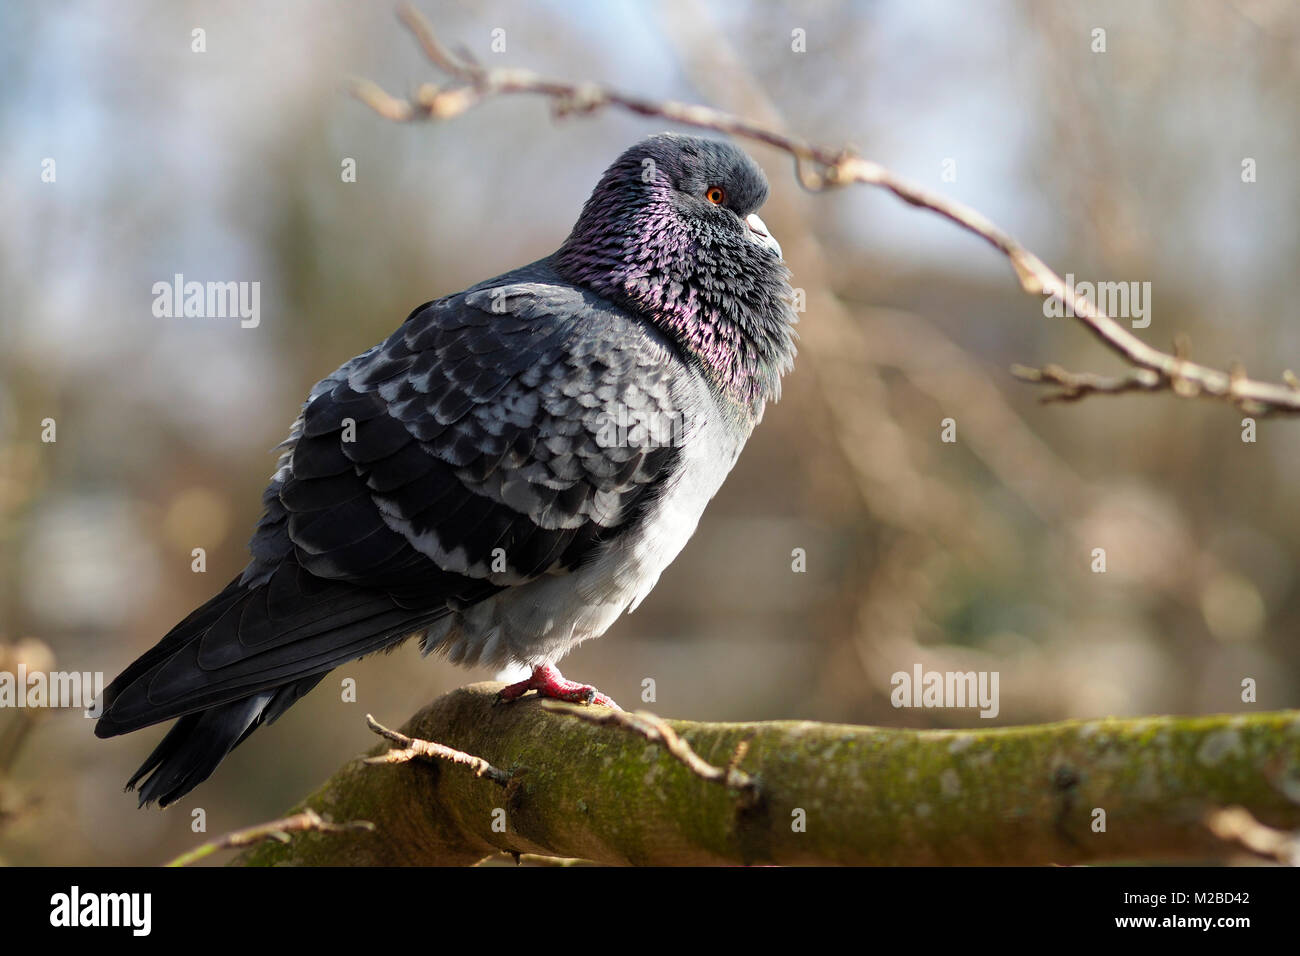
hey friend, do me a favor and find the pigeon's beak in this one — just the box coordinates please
[745,213,782,260]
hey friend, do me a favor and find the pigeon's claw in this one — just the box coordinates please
[496,663,620,709]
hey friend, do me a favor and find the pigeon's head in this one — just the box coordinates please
[555,133,797,414]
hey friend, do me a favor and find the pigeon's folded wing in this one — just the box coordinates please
[98,272,687,732]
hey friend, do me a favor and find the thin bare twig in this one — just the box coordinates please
[0,640,54,836]
[164,808,374,867]
[1010,363,1166,404]
[541,701,760,808]
[0,639,55,774]
[364,713,512,786]
[354,3,1300,417]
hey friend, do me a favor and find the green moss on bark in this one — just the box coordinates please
[234,685,1300,866]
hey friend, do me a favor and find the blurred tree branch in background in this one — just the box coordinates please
[352,3,1300,417]
[0,639,53,850]
[233,685,1300,866]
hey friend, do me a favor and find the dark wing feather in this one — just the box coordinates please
[97,260,686,736]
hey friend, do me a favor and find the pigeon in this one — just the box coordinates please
[96,133,797,807]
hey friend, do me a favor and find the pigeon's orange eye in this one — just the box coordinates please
[706,186,726,205]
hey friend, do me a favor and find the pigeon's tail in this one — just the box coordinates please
[95,556,428,806]
[95,574,315,807]
[117,675,323,807]
[123,693,268,807]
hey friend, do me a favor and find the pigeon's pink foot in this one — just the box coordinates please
[496,663,620,709]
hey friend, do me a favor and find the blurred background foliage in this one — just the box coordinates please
[2,0,1299,864]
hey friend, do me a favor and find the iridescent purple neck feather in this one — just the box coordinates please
[554,134,797,418]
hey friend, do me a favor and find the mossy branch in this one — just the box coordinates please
[233,683,1300,866]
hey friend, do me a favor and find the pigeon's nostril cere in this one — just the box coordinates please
[745,213,782,258]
